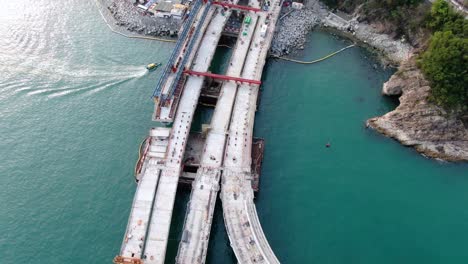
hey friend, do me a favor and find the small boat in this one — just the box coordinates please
[146,62,162,71]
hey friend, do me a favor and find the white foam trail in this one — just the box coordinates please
[47,88,80,99]
[46,69,146,98]
[36,64,147,80]
[27,88,56,96]
[84,79,126,97]
[17,64,149,99]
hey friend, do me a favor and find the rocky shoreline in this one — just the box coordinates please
[104,0,180,37]
[272,0,467,161]
[102,0,467,161]
[272,0,413,63]
[367,59,468,161]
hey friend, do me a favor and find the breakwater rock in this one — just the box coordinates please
[271,0,329,56]
[272,0,413,63]
[106,0,180,37]
[271,8,320,56]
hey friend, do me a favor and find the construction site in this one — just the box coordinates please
[114,0,283,263]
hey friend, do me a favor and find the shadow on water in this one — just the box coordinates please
[165,193,236,264]
[165,189,190,264]
[205,198,237,264]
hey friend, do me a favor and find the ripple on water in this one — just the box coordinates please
[2,61,148,98]
[18,65,149,98]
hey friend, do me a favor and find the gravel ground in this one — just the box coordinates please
[106,0,181,37]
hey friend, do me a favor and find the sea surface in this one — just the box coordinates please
[0,0,467,263]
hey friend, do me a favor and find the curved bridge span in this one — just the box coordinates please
[221,170,280,264]
[220,0,282,261]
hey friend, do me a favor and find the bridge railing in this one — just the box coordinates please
[165,1,213,100]
[152,0,203,98]
[245,200,280,262]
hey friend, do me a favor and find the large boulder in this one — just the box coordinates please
[382,73,404,96]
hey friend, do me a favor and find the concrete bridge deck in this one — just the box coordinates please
[175,3,260,262]
[153,0,208,123]
[221,0,282,262]
[117,0,283,263]
[143,6,235,264]
[151,0,202,123]
[117,2,221,263]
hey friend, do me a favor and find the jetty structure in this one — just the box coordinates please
[114,0,282,263]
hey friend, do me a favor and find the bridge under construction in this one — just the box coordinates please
[114,0,283,263]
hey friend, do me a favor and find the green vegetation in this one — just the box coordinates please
[419,0,467,111]
[323,0,466,112]
[322,0,429,44]
[426,0,466,36]
[321,0,424,11]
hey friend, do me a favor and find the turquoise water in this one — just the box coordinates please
[255,33,468,263]
[0,1,467,263]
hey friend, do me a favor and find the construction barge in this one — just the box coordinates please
[135,131,265,193]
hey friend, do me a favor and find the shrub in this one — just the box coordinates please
[420,0,467,112]
[420,31,467,111]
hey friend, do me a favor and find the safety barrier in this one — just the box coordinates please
[165,1,213,100]
[212,1,262,12]
[152,0,203,98]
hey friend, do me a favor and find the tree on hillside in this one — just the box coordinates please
[420,30,468,111]
[322,0,423,9]
[380,0,424,8]
[427,0,467,36]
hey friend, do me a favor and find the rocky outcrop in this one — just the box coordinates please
[367,59,468,161]
[382,73,405,95]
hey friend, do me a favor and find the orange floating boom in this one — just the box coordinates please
[183,70,262,85]
[212,1,262,12]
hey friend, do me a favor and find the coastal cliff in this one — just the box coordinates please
[367,59,468,161]
[273,0,467,161]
